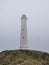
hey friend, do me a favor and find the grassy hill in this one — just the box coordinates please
[0,50,49,65]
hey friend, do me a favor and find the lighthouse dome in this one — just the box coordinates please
[21,14,27,20]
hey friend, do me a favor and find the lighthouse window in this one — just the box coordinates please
[23,36,24,39]
[23,29,24,31]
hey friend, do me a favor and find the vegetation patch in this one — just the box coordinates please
[0,50,49,65]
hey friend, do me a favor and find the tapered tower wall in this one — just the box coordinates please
[20,15,28,49]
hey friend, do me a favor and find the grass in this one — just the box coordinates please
[0,50,49,65]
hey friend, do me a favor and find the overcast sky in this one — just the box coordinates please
[0,0,49,53]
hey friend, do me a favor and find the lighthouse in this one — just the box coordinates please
[20,14,28,49]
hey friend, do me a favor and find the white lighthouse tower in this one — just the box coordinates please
[20,14,28,49]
